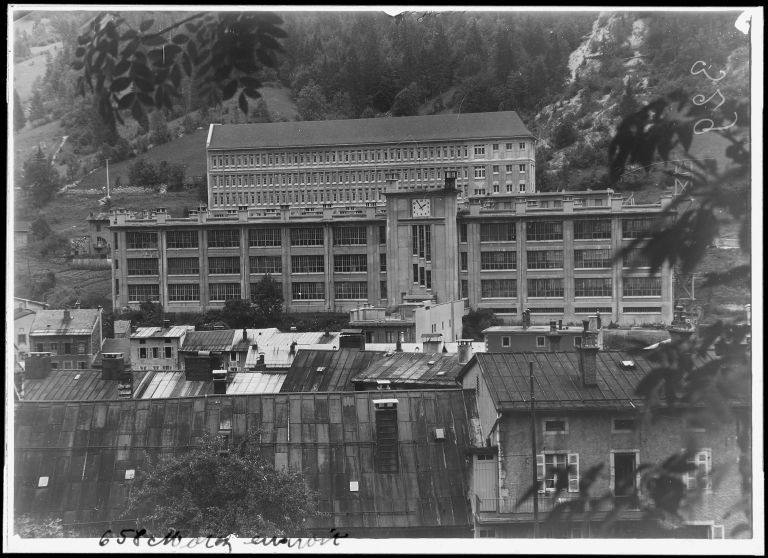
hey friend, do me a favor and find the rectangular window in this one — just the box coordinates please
[209,283,241,301]
[126,258,158,276]
[248,228,281,247]
[419,267,425,286]
[544,419,567,433]
[290,227,324,246]
[292,282,325,300]
[334,254,368,273]
[574,219,612,240]
[474,145,485,157]
[292,255,325,274]
[538,453,579,492]
[519,164,526,173]
[379,225,386,245]
[380,253,387,272]
[528,278,564,297]
[460,223,468,243]
[575,249,611,268]
[380,280,387,299]
[501,336,511,347]
[520,142,526,149]
[139,347,147,359]
[623,277,662,297]
[481,279,517,298]
[622,218,656,239]
[527,250,563,269]
[126,231,158,249]
[481,251,516,270]
[334,226,367,245]
[152,347,159,359]
[536,336,546,348]
[425,226,431,261]
[207,229,240,248]
[460,252,468,271]
[426,270,432,289]
[575,278,613,297]
[622,248,652,268]
[167,257,199,275]
[250,256,282,274]
[127,284,160,302]
[334,281,368,300]
[612,418,636,432]
[375,407,399,473]
[412,227,418,256]
[413,264,419,283]
[474,166,486,179]
[461,279,469,299]
[208,257,240,274]
[166,230,199,248]
[527,221,563,241]
[480,222,515,242]
[64,343,72,354]
[168,283,200,301]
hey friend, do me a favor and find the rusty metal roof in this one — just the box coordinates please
[352,352,463,387]
[15,389,479,534]
[132,370,286,398]
[280,349,387,392]
[179,329,237,352]
[22,369,147,401]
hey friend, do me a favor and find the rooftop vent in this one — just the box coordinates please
[427,360,436,366]
[620,360,636,370]
[315,366,327,374]
[434,428,446,440]
[436,371,446,376]
[376,379,392,390]
[373,398,398,409]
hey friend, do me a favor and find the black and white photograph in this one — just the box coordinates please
[5,5,763,553]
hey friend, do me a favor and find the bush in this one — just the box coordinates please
[552,118,578,149]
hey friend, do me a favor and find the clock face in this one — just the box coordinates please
[411,198,431,217]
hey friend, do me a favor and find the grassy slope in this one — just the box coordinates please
[13,42,62,102]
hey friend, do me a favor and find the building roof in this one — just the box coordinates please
[15,308,36,320]
[131,325,195,339]
[178,329,237,352]
[483,325,583,334]
[92,338,131,367]
[352,352,464,387]
[467,351,719,411]
[230,327,281,351]
[133,370,286,398]
[21,369,147,401]
[29,309,101,337]
[280,349,387,392]
[363,341,486,354]
[208,111,532,150]
[244,331,341,368]
[15,389,480,534]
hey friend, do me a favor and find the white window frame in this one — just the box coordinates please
[536,336,546,348]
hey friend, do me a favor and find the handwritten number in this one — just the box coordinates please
[692,89,726,111]
[99,530,112,546]
[694,113,739,134]
[690,60,727,82]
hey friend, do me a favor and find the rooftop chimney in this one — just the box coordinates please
[395,331,403,352]
[546,321,562,351]
[163,319,171,329]
[74,300,81,309]
[242,328,248,343]
[457,339,473,365]
[101,352,125,380]
[63,309,71,322]
[289,341,297,356]
[549,320,557,333]
[117,369,133,399]
[558,319,563,331]
[578,321,599,387]
[522,309,531,329]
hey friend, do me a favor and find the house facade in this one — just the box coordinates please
[129,325,195,370]
[28,308,103,370]
[458,346,748,539]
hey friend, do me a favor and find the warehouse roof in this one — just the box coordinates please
[352,352,463,387]
[208,111,532,150]
[15,389,480,534]
[133,370,286,398]
[179,329,236,352]
[21,369,147,401]
[30,309,101,337]
[279,348,387,392]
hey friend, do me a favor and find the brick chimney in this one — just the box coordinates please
[63,309,71,322]
[546,320,562,351]
[578,319,599,387]
[395,331,403,352]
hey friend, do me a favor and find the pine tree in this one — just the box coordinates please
[28,89,46,122]
[22,146,61,207]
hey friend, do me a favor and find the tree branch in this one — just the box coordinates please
[143,12,207,40]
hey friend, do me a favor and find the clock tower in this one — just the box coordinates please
[384,171,460,310]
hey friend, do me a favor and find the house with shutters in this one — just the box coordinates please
[129,324,195,370]
[457,326,749,539]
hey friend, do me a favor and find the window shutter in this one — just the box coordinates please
[536,454,545,493]
[609,452,615,494]
[568,453,580,492]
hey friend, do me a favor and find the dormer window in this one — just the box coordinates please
[374,400,399,473]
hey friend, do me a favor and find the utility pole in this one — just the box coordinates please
[530,360,539,538]
[105,158,110,198]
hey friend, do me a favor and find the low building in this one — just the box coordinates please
[14,307,37,358]
[28,308,103,370]
[482,323,598,352]
[349,299,466,344]
[350,351,468,391]
[243,330,340,370]
[130,324,195,370]
[85,212,111,257]
[14,297,48,312]
[457,340,749,538]
[14,389,481,537]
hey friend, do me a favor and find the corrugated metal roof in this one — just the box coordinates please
[280,349,387,392]
[22,369,147,401]
[472,351,717,410]
[231,328,281,351]
[244,332,340,367]
[209,111,532,150]
[352,352,463,386]
[30,309,100,336]
[15,390,479,533]
[179,329,237,352]
[132,370,285,399]
[131,325,194,339]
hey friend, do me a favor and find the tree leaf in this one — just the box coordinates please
[139,19,155,32]
[221,79,238,101]
[238,91,248,115]
[117,92,136,110]
[110,77,132,92]
[172,34,189,45]
[142,35,166,47]
[240,76,262,90]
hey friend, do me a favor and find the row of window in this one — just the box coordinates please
[477,277,662,298]
[209,142,528,170]
[32,342,89,354]
[138,281,377,302]
[138,346,173,359]
[123,219,659,250]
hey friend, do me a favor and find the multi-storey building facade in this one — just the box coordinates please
[109,112,674,325]
[205,111,536,209]
[28,308,103,370]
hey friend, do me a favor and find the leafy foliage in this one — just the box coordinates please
[22,146,62,207]
[13,89,26,131]
[122,431,317,537]
[14,514,74,538]
[72,12,287,130]
[462,309,502,340]
[251,274,284,326]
